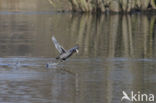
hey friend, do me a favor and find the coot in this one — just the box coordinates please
[52,36,79,61]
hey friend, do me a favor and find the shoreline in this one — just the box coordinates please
[0,9,155,15]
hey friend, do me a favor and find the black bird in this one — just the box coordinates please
[52,36,79,61]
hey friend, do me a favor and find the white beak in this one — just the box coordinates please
[76,49,79,53]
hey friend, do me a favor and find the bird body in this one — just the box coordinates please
[52,36,79,61]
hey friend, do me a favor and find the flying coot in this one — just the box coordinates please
[52,36,79,61]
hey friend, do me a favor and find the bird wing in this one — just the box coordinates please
[52,36,66,54]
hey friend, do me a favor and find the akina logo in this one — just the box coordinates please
[121,91,155,102]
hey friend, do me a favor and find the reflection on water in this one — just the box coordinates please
[0,12,156,103]
[0,13,155,58]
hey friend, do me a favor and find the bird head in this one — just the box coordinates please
[71,45,79,53]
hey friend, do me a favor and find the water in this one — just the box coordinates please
[0,11,156,103]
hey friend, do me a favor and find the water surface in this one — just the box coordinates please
[0,11,156,103]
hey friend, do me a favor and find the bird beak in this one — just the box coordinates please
[76,49,79,53]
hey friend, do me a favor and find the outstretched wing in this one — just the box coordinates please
[52,36,66,54]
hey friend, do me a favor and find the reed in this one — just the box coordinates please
[67,0,156,12]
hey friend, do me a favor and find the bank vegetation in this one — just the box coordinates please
[49,0,156,13]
